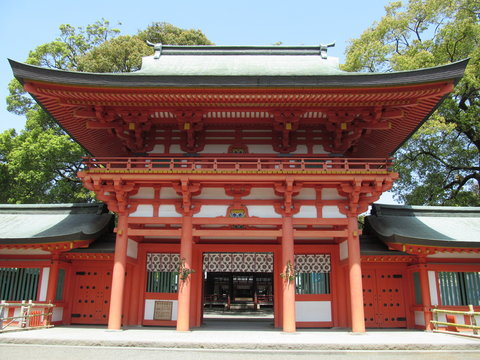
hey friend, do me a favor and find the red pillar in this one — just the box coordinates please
[347,216,366,333]
[128,263,141,325]
[177,214,193,331]
[282,215,296,332]
[46,254,60,303]
[108,214,129,330]
[419,260,433,330]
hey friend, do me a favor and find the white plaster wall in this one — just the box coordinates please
[322,206,346,218]
[428,271,439,306]
[295,301,332,322]
[158,205,181,217]
[339,240,348,261]
[248,144,277,154]
[195,205,229,218]
[292,145,308,154]
[414,311,425,326]
[293,206,317,218]
[247,205,281,218]
[295,188,317,200]
[127,239,138,259]
[148,144,164,153]
[321,188,346,200]
[201,144,229,153]
[130,187,155,199]
[312,145,328,154]
[160,187,181,199]
[144,299,178,321]
[52,307,63,322]
[39,267,49,301]
[195,188,231,199]
[130,204,154,217]
[243,188,282,200]
[169,144,182,153]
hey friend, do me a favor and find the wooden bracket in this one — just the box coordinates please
[271,110,302,153]
[173,179,201,216]
[175,110,205,152]
[274,179,302,215]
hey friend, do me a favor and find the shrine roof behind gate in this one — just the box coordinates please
[365,204,480,249]
[0,203,113,245]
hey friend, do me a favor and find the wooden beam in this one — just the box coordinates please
[128,216,349,226]
[128,228,182,237]
[292,218,348,226]
[293,229,348,238]
[128,217,183,224]
[192,229,282,237]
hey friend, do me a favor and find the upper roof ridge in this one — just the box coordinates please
[145,44,336,57]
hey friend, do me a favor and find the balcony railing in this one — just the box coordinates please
[82,156,393,175]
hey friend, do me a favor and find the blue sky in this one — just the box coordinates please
[0,0,393,132]
[0,0,396,203]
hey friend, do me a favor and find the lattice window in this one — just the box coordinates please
[294,255,331,295]
[438,272,480,306]
[295,254,331,273]
[146,253,179,293]
[0,268,40,301]
[147,253,180,272]
[203,252,273,273]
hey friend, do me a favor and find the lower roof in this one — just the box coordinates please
[366,204,480,248]
[0,203,113,245]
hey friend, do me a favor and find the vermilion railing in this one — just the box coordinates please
[82,157,394,174]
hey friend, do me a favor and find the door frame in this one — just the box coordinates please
[195,244,281,327]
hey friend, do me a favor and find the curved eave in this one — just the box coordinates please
[379,234,480,250]
[9,58,468,88]
[366,204,480,249]
[0,220,111,245]
[0,203,114,246]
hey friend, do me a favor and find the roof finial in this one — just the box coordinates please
[320,42,335,59]
[146,41,163,59]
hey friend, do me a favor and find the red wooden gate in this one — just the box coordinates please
[70,266,112,324]
[362,268,407,328]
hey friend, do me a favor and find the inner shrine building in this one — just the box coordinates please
[4,45,472,332]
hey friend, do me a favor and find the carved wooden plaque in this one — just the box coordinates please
[153,301,173,320]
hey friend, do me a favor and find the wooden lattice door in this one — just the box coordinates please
[362,268,407,328]
[70,266,112,324]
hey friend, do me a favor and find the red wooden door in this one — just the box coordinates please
[362,268,407,328]
[70,267,112,324]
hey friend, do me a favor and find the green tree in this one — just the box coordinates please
[343,0,480,205]
[2,20,212,204]
[137,22,213,45]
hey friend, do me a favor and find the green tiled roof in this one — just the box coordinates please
[366,204,480,248]
[135,45,344,76]
[0,203,113,244]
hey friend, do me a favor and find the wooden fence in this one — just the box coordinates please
[431,305,480,338]
[0,300,55,333]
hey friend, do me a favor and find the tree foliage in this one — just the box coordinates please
[2,20,212,204]
[343,0,480,205]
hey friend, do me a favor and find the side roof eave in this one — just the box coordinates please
[0,203,113,246]
[365,204,480,249]
[9,58,469,88]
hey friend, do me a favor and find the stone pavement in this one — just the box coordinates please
[1,319,480,351]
